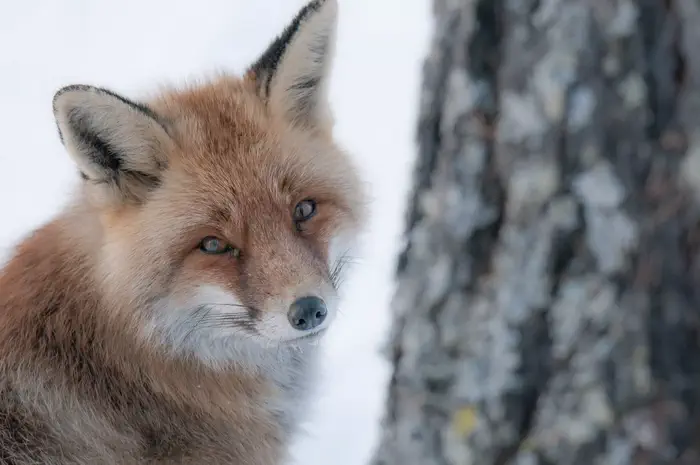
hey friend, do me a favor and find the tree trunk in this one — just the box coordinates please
[371,1,700,464]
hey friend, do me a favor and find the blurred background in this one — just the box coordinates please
[0,1,431,464]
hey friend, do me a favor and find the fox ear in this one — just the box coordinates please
[52,85,173,205]
[246,0,337,130]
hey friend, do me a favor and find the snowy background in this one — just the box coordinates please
[0,1,430,464]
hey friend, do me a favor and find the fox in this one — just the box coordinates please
[0,0,365,464]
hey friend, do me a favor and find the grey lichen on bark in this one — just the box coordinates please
[372,0,700,464]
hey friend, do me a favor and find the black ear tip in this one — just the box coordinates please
[52,84,98,112]
[247,0,336,93]
[52,85,95,144]
[51,84,162,130]
[306,0,328,11]
[299,0,336,22]
[51,85,108,147]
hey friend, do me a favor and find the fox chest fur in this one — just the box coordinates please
[0,364,314,465]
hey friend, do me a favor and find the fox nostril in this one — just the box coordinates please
[314,306,327,321]
[287,296,327,331]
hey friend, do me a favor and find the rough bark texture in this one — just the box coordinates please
[372,1,700,464]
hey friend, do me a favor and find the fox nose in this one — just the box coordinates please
[287,296,327,331]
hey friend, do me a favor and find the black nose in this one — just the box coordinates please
[287,296,327,331]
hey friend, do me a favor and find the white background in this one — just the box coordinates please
[0,1,431,464]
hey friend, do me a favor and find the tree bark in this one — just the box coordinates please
[372,1,700,464]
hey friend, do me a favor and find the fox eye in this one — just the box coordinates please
[198,236,240,257]
[293,199,317,223]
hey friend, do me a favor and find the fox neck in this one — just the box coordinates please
[152,313,323,434]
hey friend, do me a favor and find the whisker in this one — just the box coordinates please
[181,305,212,343]
[329,252,357,290]
[180,303,261,340]
[194,315,255,327]
[197,303,253,309]
[196,313,252,320]
[197,302,264,316]
[337,255,362,265]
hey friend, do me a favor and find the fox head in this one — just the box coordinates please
[51,0,364,366]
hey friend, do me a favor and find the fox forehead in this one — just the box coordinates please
[154,77,272,163]
[145,78,357,218]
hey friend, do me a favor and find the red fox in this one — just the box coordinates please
[0,0,365,463]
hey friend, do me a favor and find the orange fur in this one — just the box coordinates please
[0,1,365,463]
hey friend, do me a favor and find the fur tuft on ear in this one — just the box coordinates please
[246,0,338,129]
[52,85,173,205]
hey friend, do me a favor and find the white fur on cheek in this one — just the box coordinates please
[143,284,332,369]
[142,285,251,361]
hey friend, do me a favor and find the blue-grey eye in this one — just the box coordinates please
[199,236,238,256]
[293,199,317,222]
